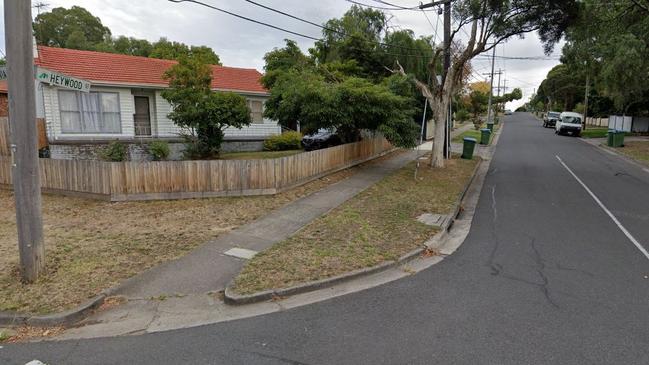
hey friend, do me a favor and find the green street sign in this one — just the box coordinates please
[36,67,91,92]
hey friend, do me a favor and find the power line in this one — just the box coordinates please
[346,0,436,11]
[175,0,434,55]
[169,0,322,40]
[369,0,420,10]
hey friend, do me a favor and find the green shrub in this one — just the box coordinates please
[99,141,128,161]
[263,131,302,151]
[456,109,470,123]
[148,140,170,161]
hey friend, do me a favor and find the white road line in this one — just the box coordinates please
[556,155,649,261]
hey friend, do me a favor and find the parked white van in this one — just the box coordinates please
[555,112,583,137]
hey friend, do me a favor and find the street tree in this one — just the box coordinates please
[263,70,419,147]
[393,0,579,167]
[162,57,250,158]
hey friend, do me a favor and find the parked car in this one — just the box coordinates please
[555,112,583,137]
[543,111,561,128]
[504,109,513,115]
[302,129,342,151]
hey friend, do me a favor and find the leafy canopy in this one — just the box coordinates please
[33,6,221,64]
[33,6,111,49]
[161,57,250,158]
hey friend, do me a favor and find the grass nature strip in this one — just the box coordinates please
[232,156,479,295]
[615,140,649,164]
[0,166,357,315]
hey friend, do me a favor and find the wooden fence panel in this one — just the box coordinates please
[0,118,9,156]
[1,136,391,200]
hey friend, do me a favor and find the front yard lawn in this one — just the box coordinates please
[231,155,479,295]
[219,150,303,160]
[615,140,649,164]
[0,165,356,315]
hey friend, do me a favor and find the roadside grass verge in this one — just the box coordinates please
[0,165,359,315]
[452,123,499,143]
[615,141,649,164]
[580,127,609,138]
[219,150,303,160]
[231,155,479,295]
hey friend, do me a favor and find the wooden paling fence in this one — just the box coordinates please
[0,136,393,201]
[0,117,48,156]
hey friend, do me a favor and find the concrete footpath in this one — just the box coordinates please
[114,122,475,300]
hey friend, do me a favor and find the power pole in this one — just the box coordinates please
[485,45,497,125]
[496,69,502,97]
[443,0,451,159]
[420,0,453,160]
[583,73,590,131]
[4,0,45,282]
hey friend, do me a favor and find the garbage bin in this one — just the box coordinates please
[607,129,616,147]
[614,130,625,147]
[480,128,491,145]
[487,123,494,132]
[462,137,477,160]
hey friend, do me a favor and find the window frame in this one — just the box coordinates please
[58,90,122,134]
[247,99,264,124]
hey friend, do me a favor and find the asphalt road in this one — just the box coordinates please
[3,113,649,364]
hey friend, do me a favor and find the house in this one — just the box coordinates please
[33,46,280,160]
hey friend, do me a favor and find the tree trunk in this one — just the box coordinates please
[430,94,449,168]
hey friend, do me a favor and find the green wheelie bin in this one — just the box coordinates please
[480,128,491,145]
[607,129,615,147]
[462,137,477,159]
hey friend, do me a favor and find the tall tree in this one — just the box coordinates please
[393,0,579,167]
[33,6,111,48]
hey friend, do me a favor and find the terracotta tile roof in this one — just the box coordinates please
[34,46,267,94]
[0,80,6,93]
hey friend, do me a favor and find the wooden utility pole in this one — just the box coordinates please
[443,0,451,159]
[4,0,45,282]
[420,0,453,159]
[583,73,590,130]
[486,46,496,124]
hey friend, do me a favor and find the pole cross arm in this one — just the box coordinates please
[419,0,452,9]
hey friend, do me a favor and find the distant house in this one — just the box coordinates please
[32,46,280,160]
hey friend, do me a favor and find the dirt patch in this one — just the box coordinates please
[0,326,65,343]
[0,159,369,315]
[616,140,649,164]
[232,155,479,295]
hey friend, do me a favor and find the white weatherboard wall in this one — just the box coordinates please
[42,85,280,141]
[155,92,281,139]
[42,84,135,141]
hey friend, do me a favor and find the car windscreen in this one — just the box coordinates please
[561,116,582,124]
[548,112,560,118]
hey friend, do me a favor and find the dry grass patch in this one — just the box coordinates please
[0,165,360,315]
[232,156,479,295]
[616,140,649,164]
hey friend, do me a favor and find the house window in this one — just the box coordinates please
[58,90,121,133]
[247,99,264,123]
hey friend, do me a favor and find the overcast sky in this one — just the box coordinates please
[0,0,564,109]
